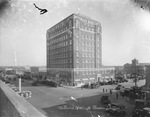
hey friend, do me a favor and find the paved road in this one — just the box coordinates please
[9,79,145,117]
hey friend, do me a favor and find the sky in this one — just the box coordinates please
[0,0,150,66]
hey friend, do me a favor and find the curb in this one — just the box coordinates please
[61,85,80,89]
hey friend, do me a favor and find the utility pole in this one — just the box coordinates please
[19,76,21,92]
[135,64,137,87]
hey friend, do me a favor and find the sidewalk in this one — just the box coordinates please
[60,84,79,89]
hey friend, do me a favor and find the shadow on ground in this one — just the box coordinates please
[42,94,106,117]
[42,92,134,117]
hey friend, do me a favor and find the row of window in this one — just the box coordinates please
[76,64,102,69]
[48,20,72,38]
[76,20,101,33]
[76,58,95,63]
[48,53,72,60]
[76,52,95,58]
[49,58,72,64]
[50,21,65,32]
[48,64,72,68]
[48,48,72,55]
[48,27,68,38]
[76,70,95,76]
[48,34,71,45]
[76,20,95,32]
[49,40,72,50]
[75,33,95,40]
[76,64,95,69]
[75,69,114,76]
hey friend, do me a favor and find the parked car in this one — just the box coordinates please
[122,79,128,82]
[105,103,126,116]
[82,83,90,88]
[1,79,9,84]
[45,80,57,87]
[116,85,124,90]
[101,96,111,105]
[90,83,100,89]
[142,107,150,117]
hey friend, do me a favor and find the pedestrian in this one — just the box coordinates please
[106,89,107,92]
[110,89,112,94]
[103,88,105,93]
[122,93,124,99]
[116,92,118,99]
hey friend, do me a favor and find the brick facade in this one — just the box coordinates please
[46,13,114,85]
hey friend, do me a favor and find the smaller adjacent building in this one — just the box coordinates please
[96,66,115,83]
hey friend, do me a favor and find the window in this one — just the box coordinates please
[76,33,79,37]
[70,53,72,57]
[70,58,72,63]
[76,46,79,50]
[69,20,72,28]
[76,59,79,63]
[76,52,79,57]
[85,47,87,51]
[89,53,91,58]
[77,39,79,44]
[66,41,68,46]
[85,53,88,57]
[82,53,84,57]
[70,40,72,44]
[66,35,68,39]
[69,46,72,51]
[76,71,79,76]
[82,46,84,51]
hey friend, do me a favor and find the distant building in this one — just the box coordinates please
[46,13,115,85]
[30,67,39,74]
[145,65,150,88]
[123,58,150,77]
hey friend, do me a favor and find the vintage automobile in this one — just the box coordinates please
[45,80,58,87]
[132,99,145,117]
[142,107,150,117]
[132,107,150,117]
[82,83,90,88]
[101,96,111,105]
[116,85,124,90]
[105,103,126,116]
[90,83,100,89]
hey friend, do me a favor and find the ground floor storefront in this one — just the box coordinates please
[47,67,115,86]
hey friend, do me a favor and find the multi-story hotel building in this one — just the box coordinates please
[46,13,115,86]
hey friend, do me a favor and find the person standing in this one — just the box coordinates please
[122,93,124,99]
[116,92,119,99]
[110,89,112,94]
[103,88,105,93]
